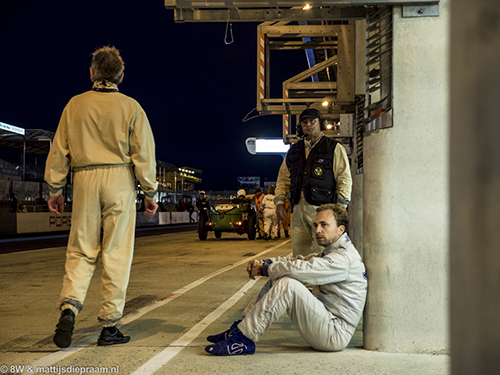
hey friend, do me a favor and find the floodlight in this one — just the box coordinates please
[246,137,290,155]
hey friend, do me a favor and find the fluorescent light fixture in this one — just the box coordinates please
[0,121,25,135]
[246,137,290,155]
[303,4,311,10]
[255,138,290,153]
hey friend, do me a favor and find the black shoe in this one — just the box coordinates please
[54,309,75,348]
[97,327,130,346]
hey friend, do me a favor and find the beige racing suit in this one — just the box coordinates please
[44,82,157,325]
[275,134,352,256]
[239,233,367,351]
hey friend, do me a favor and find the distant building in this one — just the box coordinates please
[237,176,260,188]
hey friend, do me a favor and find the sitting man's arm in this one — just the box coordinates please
[247,259,274,280]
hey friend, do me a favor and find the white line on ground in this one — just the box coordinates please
[121,240,290,325]
[130,279,258,375]
[30,240,291,369]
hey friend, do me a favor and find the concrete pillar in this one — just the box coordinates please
[363,1,449,353]
[450,1,500,373]
[350,19,367,257]
[350,173,363,255]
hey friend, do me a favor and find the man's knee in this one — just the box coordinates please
[273,277,307,294]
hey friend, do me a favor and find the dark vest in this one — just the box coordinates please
[286,136,338,206]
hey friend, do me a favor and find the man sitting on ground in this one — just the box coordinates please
[205,203,367,356]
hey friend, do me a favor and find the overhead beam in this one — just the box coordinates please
[269,40,338,50]
[285,82,338,89]
[260,24,350,36]
[170,7,367,22]
[285,55,338,83]
[165,0,438,7]
[165,0,440,22]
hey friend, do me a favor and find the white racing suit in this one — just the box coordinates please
[239,233,367,351]
[262,193,278,239]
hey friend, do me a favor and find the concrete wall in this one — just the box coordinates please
[450,0,500,373]
[349,19,366,256]
[363,1,450,353]
[350,174,363,256]
[0,211,195,235]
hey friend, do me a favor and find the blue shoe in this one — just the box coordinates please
[206,320,241,343]
[205,326,255,356]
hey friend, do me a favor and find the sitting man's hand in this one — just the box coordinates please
[247,259,263,280]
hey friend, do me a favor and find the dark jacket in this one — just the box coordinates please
[286,136,338,206]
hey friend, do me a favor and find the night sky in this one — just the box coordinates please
[0,1,308,191]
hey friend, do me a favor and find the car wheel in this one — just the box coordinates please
[198,214,208,240]
[215,231,222,239]
[247,213,256,240]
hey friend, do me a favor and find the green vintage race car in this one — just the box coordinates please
[198,197,257,240]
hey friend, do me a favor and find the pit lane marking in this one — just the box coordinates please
[30,240,291,370]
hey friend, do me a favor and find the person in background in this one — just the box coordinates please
[246,188,265,239]
[187,201,195,223]
[276,197,290,239]
[45,45,158,348]
[262,185,278,240]
[196,191,210,221]
[9,192,21,213]
[275,108,352,256]
[232,189,250,206]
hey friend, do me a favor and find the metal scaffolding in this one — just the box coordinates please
[164,0,438,147]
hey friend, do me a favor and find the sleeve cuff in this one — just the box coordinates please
[145,190,158,200]
[48,185,63,197]
[337,197,350,207]
[274,197,286,205]
[260,264,270,277]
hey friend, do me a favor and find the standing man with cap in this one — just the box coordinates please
[45,45,158,348]
[275,108,352,256]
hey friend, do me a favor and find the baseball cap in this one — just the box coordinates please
[299,108,321,123]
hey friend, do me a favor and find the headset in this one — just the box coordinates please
[296,108,328,138]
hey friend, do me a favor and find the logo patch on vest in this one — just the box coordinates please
[314,166,324,176]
